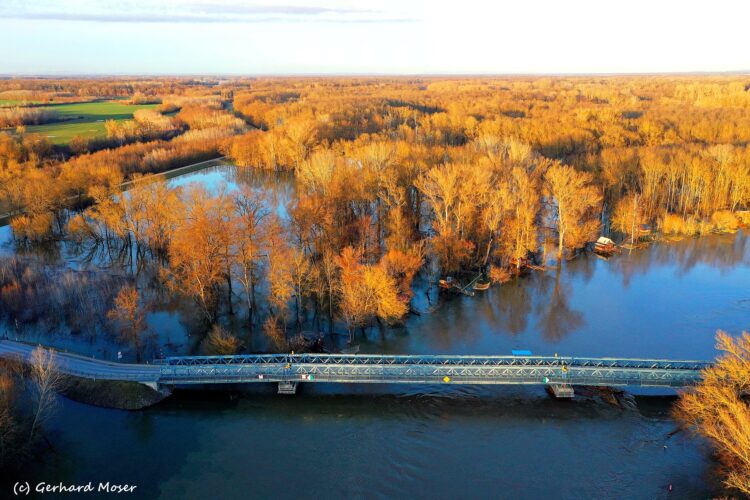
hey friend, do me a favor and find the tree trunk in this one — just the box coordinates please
[295,294,302,333]
[312,297,320,333]
[483,236,493,267]
[249,279,257,330]
[226,274,234,315]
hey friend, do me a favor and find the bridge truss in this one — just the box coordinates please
[157,354,709,389]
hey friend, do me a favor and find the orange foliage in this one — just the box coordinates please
[675,331,750,495]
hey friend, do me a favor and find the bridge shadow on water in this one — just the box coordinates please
[156,383,679,422]
[10,384,716,500]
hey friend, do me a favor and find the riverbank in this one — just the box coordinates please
[60,376,170,410]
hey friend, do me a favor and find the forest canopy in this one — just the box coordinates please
[1,75,750,350]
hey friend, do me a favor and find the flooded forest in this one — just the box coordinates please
[1,76,750,496]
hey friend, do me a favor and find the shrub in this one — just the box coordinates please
[660,213,700,236]
[735,211,750,226]
[9,213,55,241]
[489,266,512,284]
[200,325,241,355]
[710,210,740,233]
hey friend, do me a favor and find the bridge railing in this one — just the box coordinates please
[56,364,152,382]
[162,353,712,372]
[158,357,706,388]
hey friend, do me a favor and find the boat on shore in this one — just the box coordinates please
[593,236,617,255]
[473,276,491,291]
[438,276,476,296]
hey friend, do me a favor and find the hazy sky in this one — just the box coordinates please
[1,0,749,75]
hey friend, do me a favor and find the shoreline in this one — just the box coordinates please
[0,156,226,227]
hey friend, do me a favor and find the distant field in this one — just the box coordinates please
[0,99,45,107]
[24,101,157,145]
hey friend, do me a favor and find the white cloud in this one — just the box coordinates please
[0,0,414,23]
[0,0,748,74]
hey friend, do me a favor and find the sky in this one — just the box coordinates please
[0,0,749,75]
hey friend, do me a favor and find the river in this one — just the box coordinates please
[3,163,749,498]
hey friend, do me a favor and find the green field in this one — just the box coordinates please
[24,101,157,145]
[0,99,45,107]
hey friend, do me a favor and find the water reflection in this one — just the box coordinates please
[610,232,750,287]
[535,268,585,343]
[490,279,532,335]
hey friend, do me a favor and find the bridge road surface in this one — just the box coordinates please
[0,340,710,391]
[0,340,160,383]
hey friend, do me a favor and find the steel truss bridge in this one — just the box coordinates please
[0,341,710,396]
[160,353,710,395]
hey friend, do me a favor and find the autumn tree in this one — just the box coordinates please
[265,218,295,334]
[8,167,65,241]
[612,193,646,246]
[544,163,602,259]
[123,178,184,253]
[167,187,233,324]
[231,186,269,330]
[297,149,337,196]
[201,325,241,355]
[336,247,407,342]
[379,247,423,299]
[263,316,287,352]
[107,285,148,361]
[416,163,488,272]
[313,248,340,335]
[497,165,542,268]
[283,117,318,170]
[675,331,750,495]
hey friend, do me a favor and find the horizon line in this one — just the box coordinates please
[1,70,750,79]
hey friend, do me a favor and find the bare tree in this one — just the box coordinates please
[28,347,64,443]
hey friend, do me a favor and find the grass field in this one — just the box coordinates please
[0,99,45,107]
[24,101,157,145]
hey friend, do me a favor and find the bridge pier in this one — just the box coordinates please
[547,383,574,398]
[141,382,160,391]
[278,381,298,395]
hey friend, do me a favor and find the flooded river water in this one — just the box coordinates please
[3,163,749,498]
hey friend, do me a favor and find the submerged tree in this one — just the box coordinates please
[416,163,487,272]
[107,285,148,361]
[231,187,269,331]
[612,193,646,246]
[266,219,295,332]
[545,163,602,259]
[201,325,241,355]
[500,166,542,268]
[675,331,750,495]
[336,247,407,342]
[28,347,64,443]
[167,187,233,324]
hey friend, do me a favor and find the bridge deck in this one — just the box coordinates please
[0,340,709,389]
